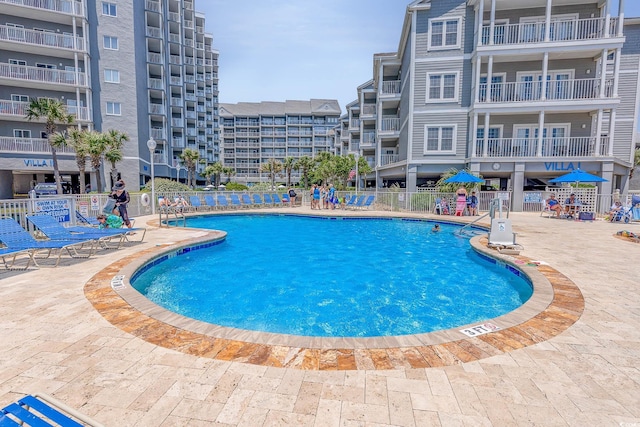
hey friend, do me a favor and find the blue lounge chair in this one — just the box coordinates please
[252,194,264,207]
[189,195,205,211]
[272,194,283,204]
[358,195,375,210]
[345,195,358,208]
[241,194,253,207]
[0,247,37,270]
[0,393,103,427]
[204,195,217,210]
[230,194,243,209]
[26,214,135,249]
[75,211,101,227]
[0,218,96,267]
[281,193,291,204]
[216,195,230,209]
[263,194,274,206]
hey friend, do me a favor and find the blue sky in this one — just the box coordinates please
[201,1,640,112]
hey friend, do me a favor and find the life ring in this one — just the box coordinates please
[141,193,151,206]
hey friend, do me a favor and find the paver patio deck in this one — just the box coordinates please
[1,207,638,426]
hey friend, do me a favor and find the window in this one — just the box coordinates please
[13,129,31,138]
[11,94,29,102]
[427,72,458,102]
[429,18,461,49]
[9,59,26,66]
[106,101,121,115]
[103,35,118,50]
[104,69,120,83]
[424,125,456,153]
[102,2,117,16]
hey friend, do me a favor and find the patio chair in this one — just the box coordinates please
[0,247,37,270]
[344,195,358,208]
[487,218,524,255]
[272,194,283,205]
[26,214,133,249]
[241,194,253,207]
[216,194,230,210]
[357,195,375,210]
[0,218,96,267]
[281,193,291,205]
[204,195,217,210]
[75,211,101,227]
[252,194,265,207]
[230,194,243,209]
[189,195,206,211]
[348,195,366,209]
[0,393,104,427]
[263,194,274,206]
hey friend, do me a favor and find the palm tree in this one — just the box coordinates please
[282,157,297,186]
[208,161,224,186]
[86,131,109,193]
[296,156,316,189]
[25,98,74,195]
[105,129,129,188]
[202,164,216,186]
[61,128,90,193]
[179,148,200,188]
[222,166,236,183]
[260,158,283,190]
[356,155,372,188]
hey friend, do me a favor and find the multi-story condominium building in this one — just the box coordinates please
[219,100,341,186]
[343,0,638,210]
[0,0,219,198]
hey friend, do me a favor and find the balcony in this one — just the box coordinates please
[361,104,376,117]
[148,77,164,89]
[150,128,165,140]
[153,153,168,164]
[349,119,361,129]
[361,132,376,147]
[0,99,89,122]
[0,0,84,17]
[171,118,183,127]
[380,80,401,96]
[473,137,610,158]
[66,105,90,122]
[380,154,399,166]
[147,52,162,64]
[0,137,75,154]
[379,117,400,133]
[148,103,165,115]
[0,63,87,88]
[0,25,85,53]
[477,78,614,104]
[480,17,619,47]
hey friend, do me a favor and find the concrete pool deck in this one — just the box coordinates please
[1,207,639,426]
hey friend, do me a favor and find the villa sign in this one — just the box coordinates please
[24,159,53,168]
[544,162,581,171]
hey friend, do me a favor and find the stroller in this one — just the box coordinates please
[611,195,640,223]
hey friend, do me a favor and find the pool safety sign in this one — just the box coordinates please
[111,275,125,290]
[460,322,501,337]
[34,199,71,222]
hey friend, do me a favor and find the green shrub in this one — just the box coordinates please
[143,178,190,193]
[224,182,248,191]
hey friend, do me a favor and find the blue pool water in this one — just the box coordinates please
[131,215,532,337]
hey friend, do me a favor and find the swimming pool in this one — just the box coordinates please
[131,215,532,338]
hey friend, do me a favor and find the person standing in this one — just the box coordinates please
[288,187,297,207]
[328,184,336,210]
[111,180,132,228]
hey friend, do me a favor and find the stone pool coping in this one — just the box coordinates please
[84,217,584,370]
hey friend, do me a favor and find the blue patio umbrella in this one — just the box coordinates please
[443,170,484,184]
[548,169,608,184]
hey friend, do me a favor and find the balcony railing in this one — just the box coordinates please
[147,52,162,63]
[473,137,610,158]
[362,132,376,144]
[381,80,401,95]
[150,128,165,140]
[361,104,376,116]
[148,103,165,114]
[0,0,83,16]
[380,117,400,132]
[350,119,360,129]
[480,17,619,47]
[478,78,614,103]
[0,137,75,154]
[146,26,161,38]
[0,63,87,86]
[66,106,90,121]
[0,25,84,51]
[380,154,399,166]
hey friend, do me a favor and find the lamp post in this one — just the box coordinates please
[147,137,156,215]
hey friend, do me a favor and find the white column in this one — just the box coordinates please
[544,0,552,41]
[537,111,545,157]
[486,56,494,102]
[483,113,491,157]
[599,49,609,98]
[489,0,496,46]
[604,0,611,38]
[608,109,616,156]
[613,47,621,97]
[541,52,549,100]
[618,0,625,37]
[594,109,604,156]
[472,112,479,157]
[474,56,482,103]
[478,0,485,46]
